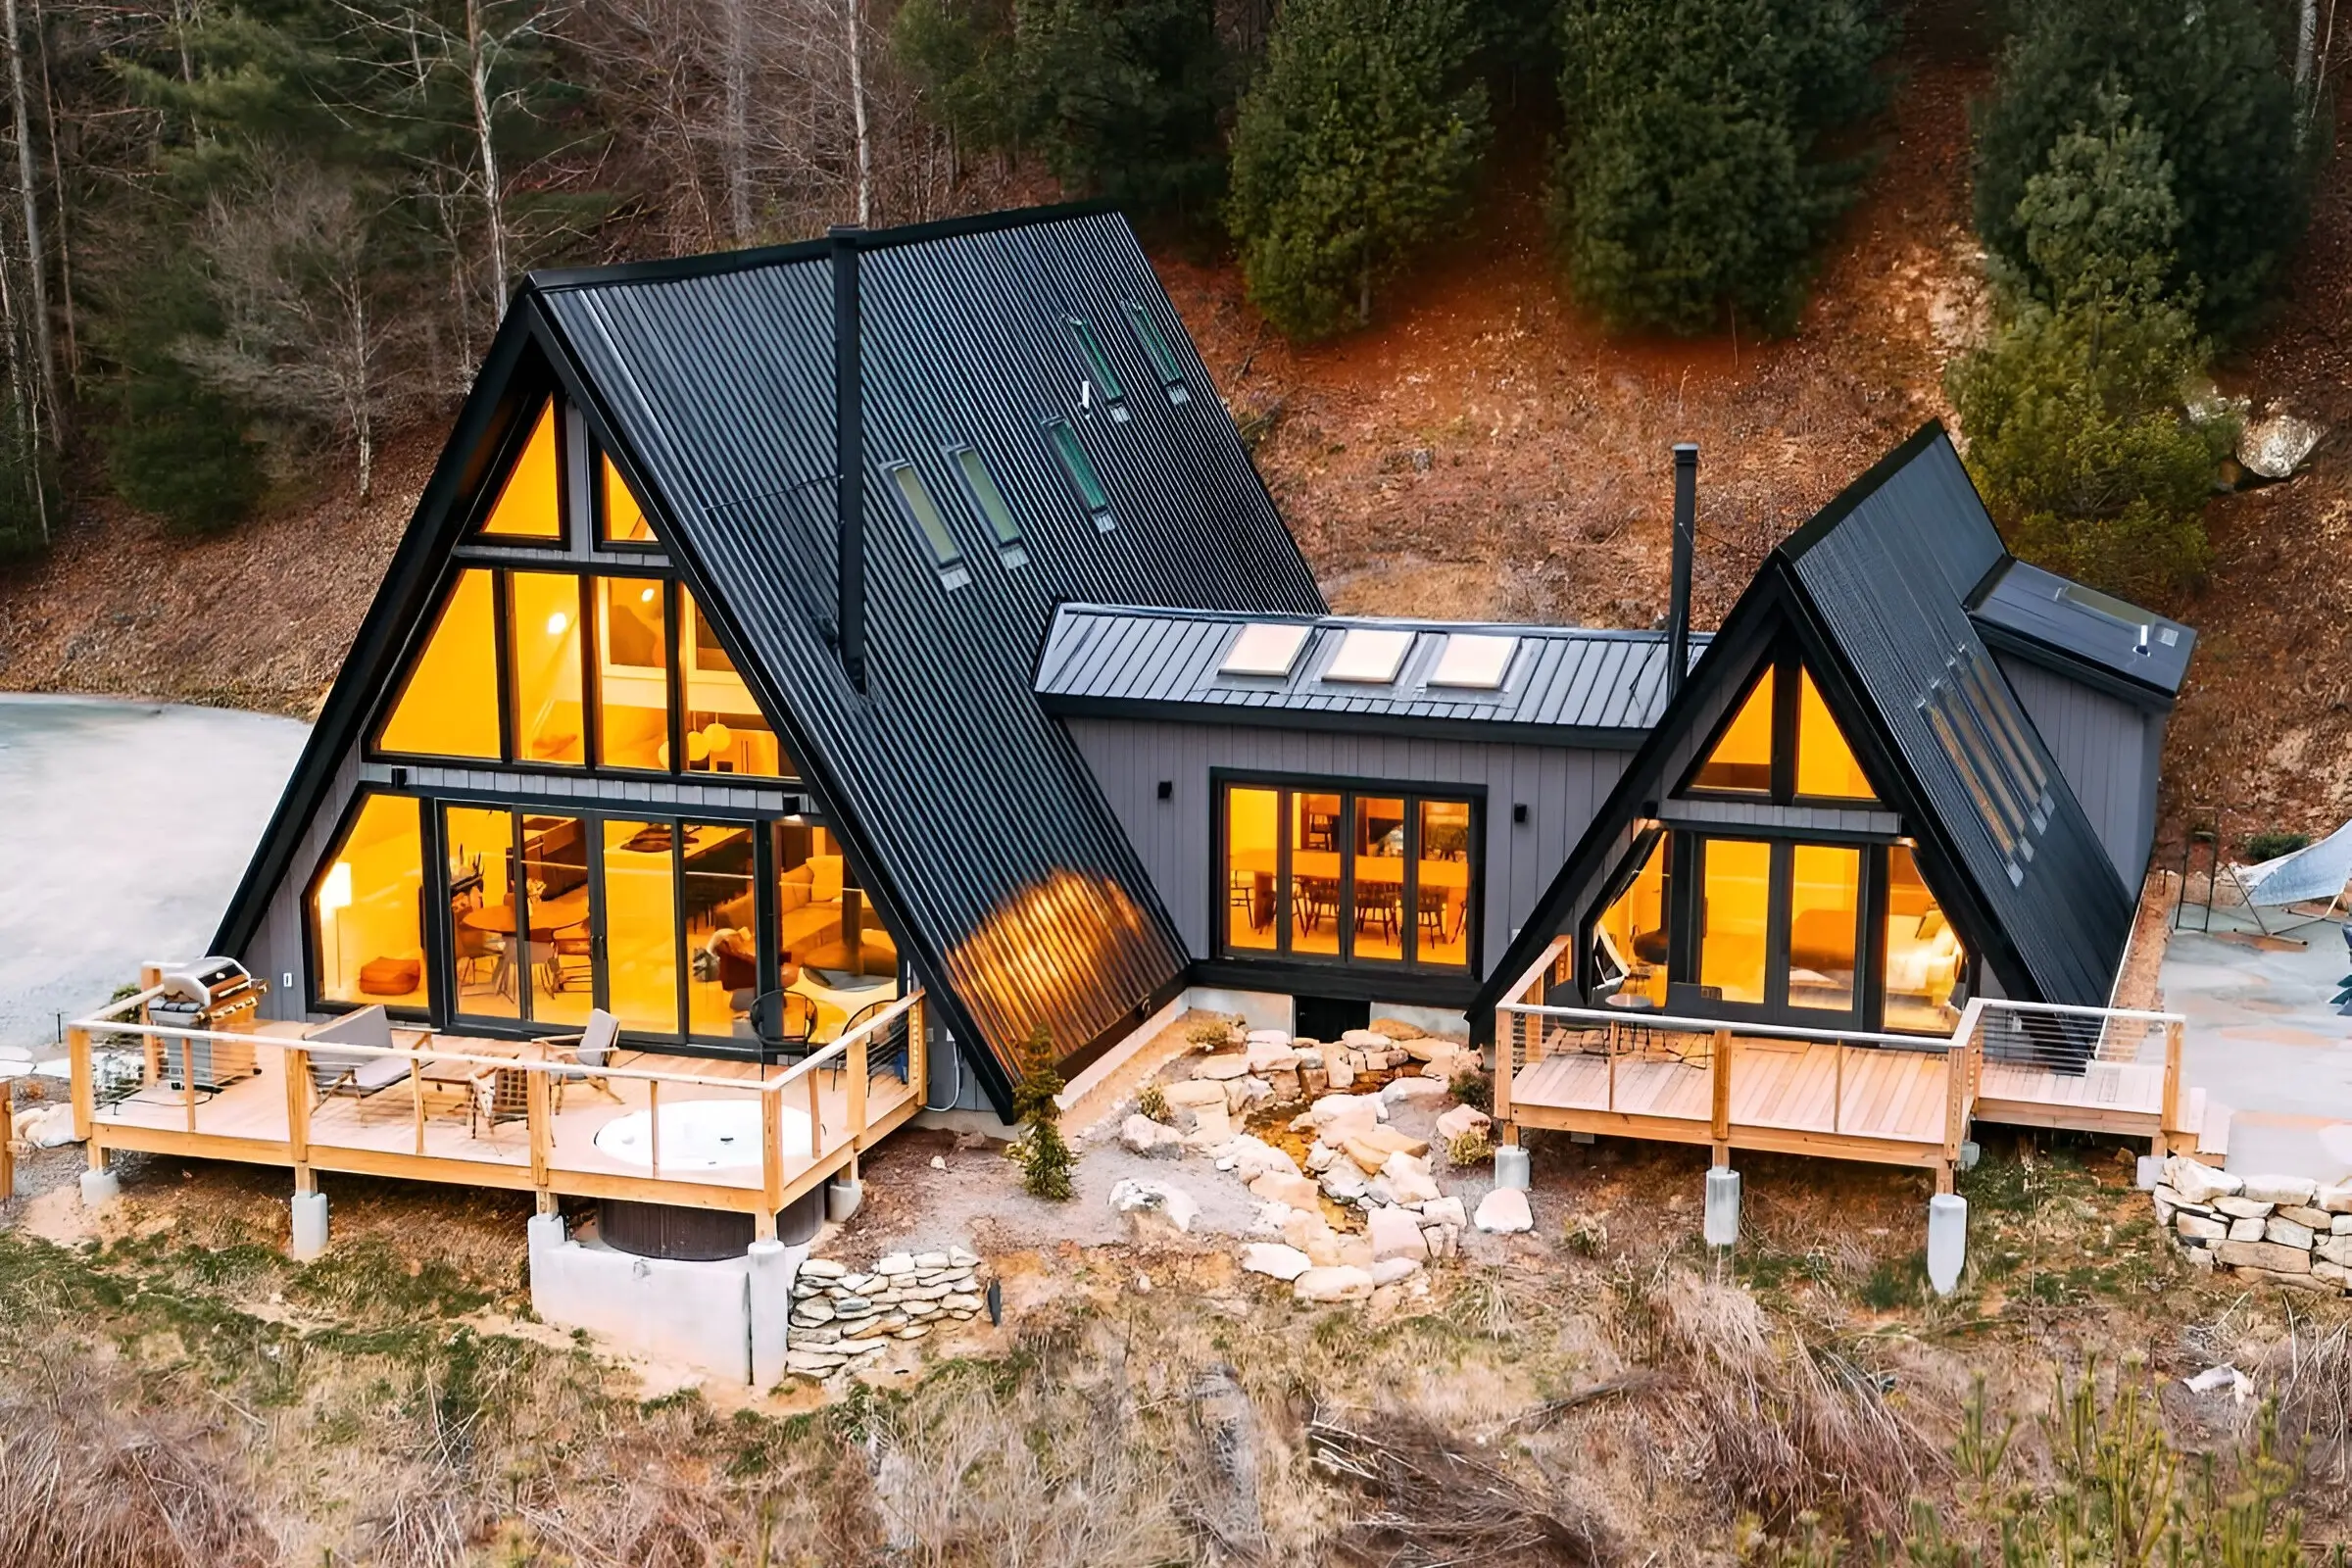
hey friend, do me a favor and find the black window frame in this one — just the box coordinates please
[1211,772,1482,978]
[1675,641,1883,808]
[595,441,663,551]
[468,393,572,550]
[1065,315,1128,420]
[945,442,1026,564]
[883,458,971,587]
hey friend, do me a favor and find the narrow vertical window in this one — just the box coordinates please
[508,571,588,765]
[949,445,1024,551]
[1045,418,1113,529]
[1352,796,1406,962]
[1884,845,1964,1033]
[1124,300,1191,404]
[313,793,430,1008]
[1415,799,1473,968]
[1291,792,1343,958]
[593,576,669,770]
[679,585,789,776]
[445,805,522,1021]
[1594,836,1668,1005]
[1066,316,1125,413]
[1787,845,1861,1012]
[1225,786,1281,954]
[1698,839,1771,1004]
[886,460,967,578]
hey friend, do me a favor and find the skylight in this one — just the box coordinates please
[1325,627,1414,684]
[1221,622,1309,677]
[948,444,1023,550]
[886,461,965,578]
[1067,317,1128,421]
[1429,633,1517,689]
[1124,301,1191,405]
[1045,419,1114,530]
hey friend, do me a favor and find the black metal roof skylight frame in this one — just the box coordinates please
[1123,300,1191,406]
[945,442,1026,567]
[1066,316,1129,423]
[884,459,972,590]
[1044,416,1115,531]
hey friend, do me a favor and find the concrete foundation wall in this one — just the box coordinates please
[527,1218,797,1385]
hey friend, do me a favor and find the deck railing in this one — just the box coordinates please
[66,984,927,1233]
[1492,935,2191,1174]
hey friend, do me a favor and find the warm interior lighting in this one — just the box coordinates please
[1594,836,1668,1005]
[640,587,657,604]
[479,401,563,539]
[1787,844,1860,1011]
[1698,839,1770,1004]
[312,794,428,1008]
[376,568,501,759]
[601,453,656,544]
[1693,666,1774,793]
[546,611,569,638]
[1885,844,1964,1032]
[510,573,585,765]
[1795,669,1875,801]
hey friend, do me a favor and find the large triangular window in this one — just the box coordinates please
[1682,647,1879,805]
[376,567,502,759]
[477,399,563,540]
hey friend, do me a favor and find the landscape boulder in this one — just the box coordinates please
[2167,1159,2242,1205]
[2238,410,2325,481]
[2240,1175,2319,1207]
[1241,1243,1313,1282]
[1250,1170,1323,1210]
[1120,1114,1186,1159]
[2215,1239,2313,1274]
[1382,1076,1449,1105]
[1420,1196,1467,1229]
[1294,1265,1376,1303]
[1163,1079,1229,1109]
[1192,1054,1252,1082]
[1435,1104,1493,1143]
[1367,1206,1431,1262]
[2214,1195,2275,1220]
[1109,1178,1200,1239]
[1475,1187,1534,1235]
[1369,1256,1423,1286]
[1228,1134,1300,1184]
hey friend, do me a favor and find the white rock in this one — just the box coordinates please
[1183,1105,1235,1146]
[2267,1217,2317,1250]
[799,1258,848,1279]
[1369,1256,1423,1286]
[949,1248,980,1268]
[2280,1205,2332,1230]
[930,1154,948,1170]
[1420,1196,1467,1229]
[1229,1134,1300,1183]
[1434,1104,1493,1143]
[1325,1056,1355,1089]
[1225,1075,1275,1113]
[2212,1194,2273,1219]
[1245,1028,1291,1047]
[1380,1153,1441,1205]
[1475,1187,1534,1234]
[1382,1076,1449,1105]
[2318,1234,2352,1268]
[1163,1078,1229,1109]
[1120,1113,1186,1158]
[1397,1036,1458,1062]
[1368,1205,1431,1262]
[1321,1164,1371,1202]
[2178,1213,2227,1241]
[2152,1189,2179,1224]
[1292,1045,1324,1066]
[2238,411,2325,480]
[1422,1223,1459,1258]
[1293,1265,1376,1303]
[875,1253,915,1277]
[2332,1214,2352,1236]
[2319,1184,2352,1215]
[2229,1217,2267,1242]
[785,1350,850,1375]
[1192,1054,1251,1081]
[1304,1143,1338,1173]
[913,1251,949,1269]
[1240,1243,1313,1282]
[2167,1158,2243,1205]
[1340,1029,1388,1049]
[2240,1175,2319,1206]
[1109,1178,1200,1238]
[1246,1042,1302,1073]
[1249,1170,1321,1209]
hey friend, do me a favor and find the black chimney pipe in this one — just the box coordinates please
[832,225,866,693]
[1667,443,1697,698]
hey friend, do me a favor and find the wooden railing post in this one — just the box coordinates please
[1710,1029,1732,1165]
[283,1046,313,1177]
[761,1073,784,1237]
[69,1024,94,1143]
[525,1066,552,1198]
[808,1070,822,1158]
[909,990,927,1096]
[1493,1006,1515,1136]
[849,1027,869,1141]
[2156,1018,2187,1154]
[1,1081,13,1200]
[1833,1045,1845,1135]
[648,1079,662,1179]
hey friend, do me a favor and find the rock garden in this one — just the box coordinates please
[1102,1015,1532,1305]
[2151,1154,2352,1292]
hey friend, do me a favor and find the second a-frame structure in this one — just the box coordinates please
[1473,424,2146,1037]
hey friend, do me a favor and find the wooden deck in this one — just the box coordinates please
[73,991,928,1231]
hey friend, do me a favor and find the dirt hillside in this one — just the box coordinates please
[1,6,2343,859]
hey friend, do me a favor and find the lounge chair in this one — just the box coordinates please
[539,1008,624,1108]
[303,1006,413,1102]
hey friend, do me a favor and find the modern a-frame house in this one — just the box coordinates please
[203,204,2194,1158]
[214,203,1323,1121]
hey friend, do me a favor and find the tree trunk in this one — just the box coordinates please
[2,0,53,427]
[466,0,510,319]
[2299,0,2321,140]
[724,0,751,243]
[845,0,870,225]
[352,289,373,499]
[32,0,66,393]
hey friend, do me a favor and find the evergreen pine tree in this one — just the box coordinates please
[1548,0,1888,336]
[1225,0,1489,340]
[1973,0,2307,338]
[896,0,1233,233]
[1012,1023,1073,1200]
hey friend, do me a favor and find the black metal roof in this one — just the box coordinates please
[1472,422,2153,1022]
[216,202,1326,1116]
[1967,557,2194,707]
[1033,604,1707,746]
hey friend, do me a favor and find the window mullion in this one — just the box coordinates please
[1276,790,1293,957]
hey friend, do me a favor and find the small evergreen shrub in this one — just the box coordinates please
[1136,1080,1171,1124]
[2244,829,2312,863]
[1448,1068,1493,1115]
[1446,1128,1493,1167]
[1011,1023,1073,1200]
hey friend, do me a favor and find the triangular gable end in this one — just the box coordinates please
[1678,642,1883,807]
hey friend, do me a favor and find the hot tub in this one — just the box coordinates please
[591,1098,813,1171]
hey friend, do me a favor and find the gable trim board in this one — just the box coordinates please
[215,203,1328,1121]
[1468,423,2139,1030]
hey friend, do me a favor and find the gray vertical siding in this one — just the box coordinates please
[1059,716,1633,979]
[1995,654,2164,887]
[246,749,367,1023]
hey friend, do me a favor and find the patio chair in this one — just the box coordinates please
[539,1008,623,1109]
[468,1062,532,1139]
[303,1006,412,1104]
[744,989,817,1066]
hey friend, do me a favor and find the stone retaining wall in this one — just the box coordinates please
[2153,1156,2352,1294]
[783,1247,988,1380]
